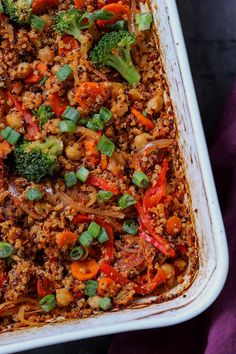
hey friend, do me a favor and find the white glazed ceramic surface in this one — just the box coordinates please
[0,1,228,353]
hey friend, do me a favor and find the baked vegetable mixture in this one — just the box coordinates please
[0,0,198,330]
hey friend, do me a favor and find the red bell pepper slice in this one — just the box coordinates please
[143,159,168,213]
[37,278,53,298]
[135,268,166,295]
[99,261,128,285]
[136,202,175,257]
[86,174,120,195]
[73,214,115,260]
[6,91,39,140]
[50,92,68,117]
[25,62,47,84]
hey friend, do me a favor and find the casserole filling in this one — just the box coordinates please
[0,0,198,330]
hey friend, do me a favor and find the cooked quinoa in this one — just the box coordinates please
[0,0,198,331]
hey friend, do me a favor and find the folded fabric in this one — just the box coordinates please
[108,82,236,354]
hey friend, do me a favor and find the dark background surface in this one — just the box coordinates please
[21,1,236,353]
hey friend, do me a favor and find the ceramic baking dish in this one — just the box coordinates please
[0,1,228,353]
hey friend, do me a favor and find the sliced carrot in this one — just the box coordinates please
[25,62,47,84]
[97,3,130,27]
[59,35,79,56]
[131,108,155,130]
[74,0,84,9]
[56,231,77,248]
[0,141,12,158]
[71,259,99,281]
[101,154,108,170]
[166,216,182,236]
[32,0,59,14]
[75,82,106,111]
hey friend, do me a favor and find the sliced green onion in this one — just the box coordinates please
[142,110,147,117]
[100,297,112,311]
[107,20,128,31]
[39,76,48,85]
[0,242,14,258]
[25,187,43,201]
[123,219,139,235]
[39,294,56,312]
[135,12,153,31]
[0,126,21,145]
[79,231,93,247]
[70,246,84,261]
[96,190,113,204]
[132,171,149,188]
[64,171,77,188]
[92,114,104,130]
[99,107,112,123]
[118,194,136,209]
[0,1,4,14]
[84,280,98,297]
[62,106,80,125]
[0,126,12,139]
[86,121,97,131]
[97,228,109,244]
[56,64,73,82]
[59,120,77,133]
[88,222,100,238]
[30,15,45,31]
[79,118,89,126]
[76,166,89,182]
[96,135,115,157]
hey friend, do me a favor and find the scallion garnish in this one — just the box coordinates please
[56,64,73,82]
[118,193,136,209]
[64,171,77,187]
[70,246,84,261]
[39,294,56,312]
[76,166,89,182]
[96,190,113,204]
[25,187,43,201]
[0,126,21,145]
[62,106,80,125]
[84,280,98,297]
[99,107,112,123]
[135,12,153,31]
[59,120,77,133]
[97,228,109,244]
[0,242,14,259]
[87,222,101,238]
[107,20,128,31]
[79,231,93,247]
[96,135,115,157]
[30,15,45,31]
[132,171,149,188]
[123,220,139,235]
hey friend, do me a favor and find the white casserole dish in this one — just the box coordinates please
[0,1,228,353]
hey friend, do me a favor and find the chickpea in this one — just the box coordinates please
[129,88,143,101]
[38,46,54,64]
[87,295,102,309]
[17,62,32,79]
[56,288,74,306]
[161,263,175,279]
[51,64,61,75]
[6,111,24,129]
[134,133,151,149]
[65,142,84,161]
[40,14,52,28]
[146,92,164,114]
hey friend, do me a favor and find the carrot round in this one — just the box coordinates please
[56,231,77,248]
[71,259,99,281]
[166,216,182,236]
[131,108,155,130]
[97,3,130,27]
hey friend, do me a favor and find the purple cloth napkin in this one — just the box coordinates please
[108,82,236,354]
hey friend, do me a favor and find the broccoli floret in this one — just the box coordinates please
[54,9,84,43]
[90,30,140,85]
[55,9,113,43]
[33,105,54,127]
[14,138,63,182]
[2,0,32,24]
